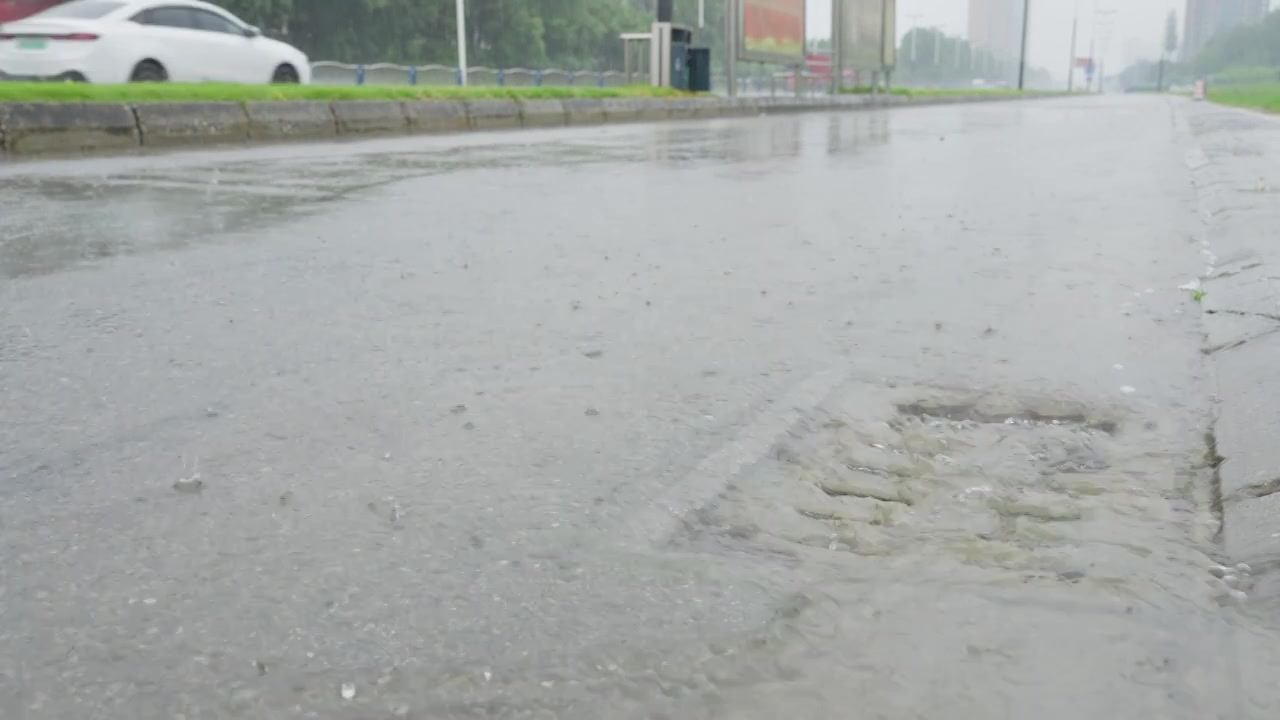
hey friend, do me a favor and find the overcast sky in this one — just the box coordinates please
[805,0,1280,79]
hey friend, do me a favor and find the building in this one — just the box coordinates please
[1182,0,1270,59]
[968,0,1025,61]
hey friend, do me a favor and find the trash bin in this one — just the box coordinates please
[687,47,711,93]
[669,27,692,91]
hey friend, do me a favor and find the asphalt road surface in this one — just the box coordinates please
[3,96,1279,719]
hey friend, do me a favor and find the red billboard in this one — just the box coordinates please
[0,0,63,23]
[740,0,806,64]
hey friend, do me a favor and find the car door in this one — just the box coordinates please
[187,7,259,83]
[129,6,206,81]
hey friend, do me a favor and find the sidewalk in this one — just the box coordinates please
[1182,99,1280,600]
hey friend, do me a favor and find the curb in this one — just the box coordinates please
[1180,100,1280,573]
[464,98,521,131]
[245,100,337,140]
[134,102,250,147]
[403,99,468,134]
[0,102,137,154]
[0,93,1056,157]
[331,100,408,135]
[518,99,567,127]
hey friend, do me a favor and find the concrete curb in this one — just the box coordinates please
[563,98,606,125]
[245,101,337,141]
[1180,100,1280,574]
[518,99,567,127]
[0,93,1061,157]
[134,102,250,147]
[331,100,408,135]
[464,99,521,131]
[402,99,468,134]
[0,102,137,154]
[603,98,669,123]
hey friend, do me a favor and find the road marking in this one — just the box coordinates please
[622,366,848,548]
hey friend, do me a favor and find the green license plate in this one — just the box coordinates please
[16,38,48,50]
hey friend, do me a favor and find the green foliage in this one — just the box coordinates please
[1193,9,1280,76]
[215,0,658,69]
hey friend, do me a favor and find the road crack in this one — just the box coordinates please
[1202,325,1280,355]
[1227,477,1280,503]
[1204,308,1280,323]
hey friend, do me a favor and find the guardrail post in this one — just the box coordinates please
[597,71,604,88]
[497,69,505,87]
[409,66,417,86]
[355,64,365,85]
[456,67,463,86]
[567,72,575,86]
[535,70,543,87]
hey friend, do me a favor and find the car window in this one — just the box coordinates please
[191,9,243,35]
[132,7,197,29]
[33,1,125,19]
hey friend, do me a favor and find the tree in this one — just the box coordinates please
[1164,10,1179,56]
[1192,9,1280,75]
[1158,10,1178,90]
[216,0,655,69]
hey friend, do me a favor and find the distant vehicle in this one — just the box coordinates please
[0,0,310,83]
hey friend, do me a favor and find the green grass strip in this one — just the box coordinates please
[1207,84,1280,114]
[0,82,679,103]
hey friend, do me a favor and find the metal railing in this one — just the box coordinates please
[310,61,636,88]
[310,62,836,98]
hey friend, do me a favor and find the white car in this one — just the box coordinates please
[0,0,310,84]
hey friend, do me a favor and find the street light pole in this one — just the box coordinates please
[1017,0,1030,90]
[831,0,842,94]
[1067,5,1078,91]
[455,0,468,86]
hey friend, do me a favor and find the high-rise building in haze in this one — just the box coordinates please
[1182,0,1270,59]
[967,0,1026,61]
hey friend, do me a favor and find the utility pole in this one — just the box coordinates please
[455,0,468,86]
[831,0,843,94]
[724,0,737,97]
[1067,4,1078,91]
[1017,0,1030,90]
[1087,35,1094,90]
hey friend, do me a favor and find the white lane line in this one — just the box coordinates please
[622,366,848,548]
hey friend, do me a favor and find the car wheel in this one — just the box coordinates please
[130,60,168,83]
[271,64,300,84]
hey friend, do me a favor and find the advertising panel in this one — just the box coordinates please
[739,0,806,64]
[841,0,895,71]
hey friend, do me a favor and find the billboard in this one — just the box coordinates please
[739,0,806,64]
[841,0,896,71]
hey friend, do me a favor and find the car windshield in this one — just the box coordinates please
[32,1,124,19]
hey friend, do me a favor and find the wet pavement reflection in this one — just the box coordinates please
[2,99,1278,719]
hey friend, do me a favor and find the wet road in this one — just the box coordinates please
[3,96,1279,719]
